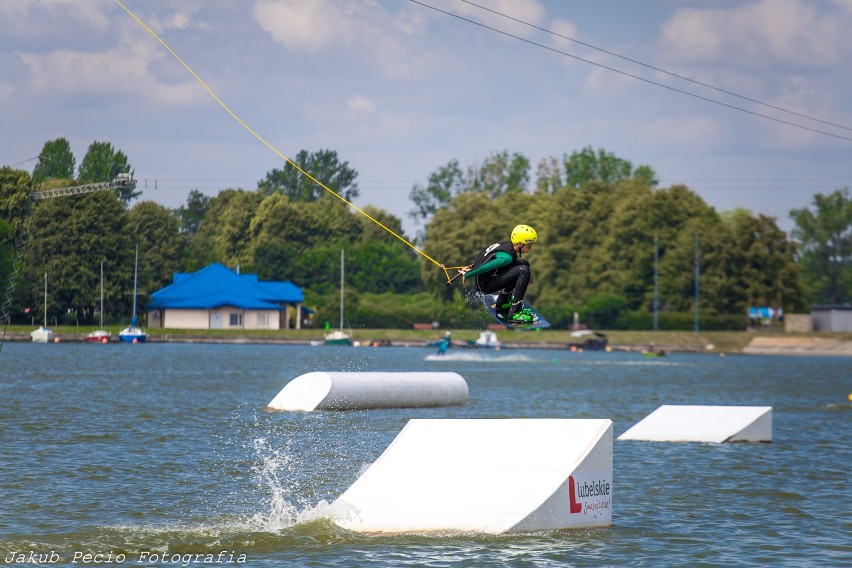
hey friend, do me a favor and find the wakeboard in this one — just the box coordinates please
[484,293,551,330]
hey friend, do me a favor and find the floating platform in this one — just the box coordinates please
[618,405,772,443]
[266,372,468,411]
[333,418,613,534]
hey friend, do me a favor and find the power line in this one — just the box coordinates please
[458,0,852,133]
[9,156,39,168]
[408,0,852,143]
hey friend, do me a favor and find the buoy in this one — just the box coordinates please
[54,337,60,343]
[132,338,138,344]
[848,392,852,403]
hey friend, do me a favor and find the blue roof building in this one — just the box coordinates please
[146,263,308,330]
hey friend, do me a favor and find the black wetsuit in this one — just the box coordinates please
[464,241,531,305]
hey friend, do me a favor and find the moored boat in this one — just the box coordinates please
[84,329,112,344]
[119,245,147,343]
[324,249,351,346]
[30,272,55,344]
[467,330,500,349]
[85,262,112,343]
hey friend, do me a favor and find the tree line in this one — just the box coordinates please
[1,139,849,330]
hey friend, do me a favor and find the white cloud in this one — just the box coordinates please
[549,18,579,53]
[0,0,109,31]
[20,47,201,105]
[346,95,377,118]
[252,0,376,52]
[453,0,546,34]
[660,0,849,67]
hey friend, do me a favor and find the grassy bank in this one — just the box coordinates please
[4,325,851,352]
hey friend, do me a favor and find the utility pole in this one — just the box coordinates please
[654,231,659,332]
[694,232,700,334]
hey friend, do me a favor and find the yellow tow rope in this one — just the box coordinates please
[113,0,460,284]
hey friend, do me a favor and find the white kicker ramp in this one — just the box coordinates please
[266,372,468,411]
[618,405,772,443]
[333,418,613,534]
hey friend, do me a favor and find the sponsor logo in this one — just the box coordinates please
[568,475,611,518]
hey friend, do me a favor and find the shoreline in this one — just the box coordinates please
[2,329,850,356]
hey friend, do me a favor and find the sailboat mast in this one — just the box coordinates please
[43,272,47,328]
[339,249,344,331]
[132,245,138,320]
[99,262,105,329]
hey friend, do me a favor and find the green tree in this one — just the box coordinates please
[126,202,187,298]
[350,205,421,293]
[192,189,264,269]
[410,151,531,227]
[248,193,362,290]
[357,204,409,245]
[582,292,628,328]
[78,141,139,205]
[177,189,211,236]
[409,159,465,224]
[533,181,621,307]
[0,218,13,293]
[534,156,563,194]
[258,149,359,203]
[23,191,130,325]
[603,183,718,310]
[467,150,530,198]
[660,216,740,315]
[730,212,804,311]
[33,138,76,181]
[790,188,852,304]
[0,167,34,227]
[563,146,658,189]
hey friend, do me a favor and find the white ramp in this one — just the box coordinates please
[618,405,772,443]
[333,418,613,534]
[266,372,468,411]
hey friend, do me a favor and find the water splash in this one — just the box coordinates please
[247,436,300,531]
[245,436,356,533]
[425,353,534,362]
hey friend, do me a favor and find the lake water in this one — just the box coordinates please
[1,343,849,567]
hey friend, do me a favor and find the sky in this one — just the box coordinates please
[2,0,851,237]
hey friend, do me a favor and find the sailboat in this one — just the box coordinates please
[324,249,352,346]
[119,245,147,343]
[30,272,56,343]
[84,262,112,343]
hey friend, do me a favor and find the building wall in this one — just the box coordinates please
[784,314,813,333]
[150,307,282,330]
[165,309,210,329]
[246,309,280,330]
[812,308,852,332]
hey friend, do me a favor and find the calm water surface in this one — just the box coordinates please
[0,343,849,567]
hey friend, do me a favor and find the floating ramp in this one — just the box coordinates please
[618,405,772,443]
[266,372,468,411]
[333,418,613,534]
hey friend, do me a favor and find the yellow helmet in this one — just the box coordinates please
[511,224,537,245]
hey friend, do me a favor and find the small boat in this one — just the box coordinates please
[30,272,55,343]
[642,348,666,358]
[84,262,112,343]
[324,249,351,346]
[324,329,352,346]
[468,330,500,349]
[119,245,147,343]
